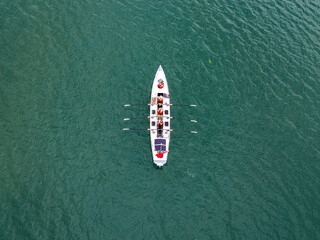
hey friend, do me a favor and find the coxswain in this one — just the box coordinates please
[158,81,164,89]
[155,151,168,158]
[157,108,163,116]
[157,119,164,129]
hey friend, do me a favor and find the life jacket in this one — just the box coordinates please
[158,82,164,89]
[157,121,163,127]
[157,109,163,115]
[157,97,163,104]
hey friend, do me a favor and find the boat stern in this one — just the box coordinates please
[154,158,167,167]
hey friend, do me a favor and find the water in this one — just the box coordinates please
[1,0,319,239]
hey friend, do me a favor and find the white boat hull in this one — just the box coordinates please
[150,65,170,167]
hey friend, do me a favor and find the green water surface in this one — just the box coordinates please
[1,0,320,239]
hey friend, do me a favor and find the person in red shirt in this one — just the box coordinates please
[157,108,163,116]
[157,119,164,129]
[157,95,163,104]
[156,151,168,158]
[158,81,164,89]
[157,96,163,107]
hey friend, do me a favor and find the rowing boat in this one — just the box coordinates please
[123,65,197,167]
[150,65,170,167]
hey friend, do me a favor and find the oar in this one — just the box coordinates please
[123,128,155,131]
[124,104,151,107]
[165,104,197,107]
[170,117,197,122]
[124,117,197,122]
[123,128,197,133]
[124,117,148,121]
[170,130,198,133]
[124,103,196,107]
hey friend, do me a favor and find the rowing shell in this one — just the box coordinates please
[150,65,170,167]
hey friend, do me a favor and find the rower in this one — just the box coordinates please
[157,108,163,116]
[158,81,164,89]
[157,95,163,104]
[157,119,164,137]
[157,96,163,107]
[157,119,164,129]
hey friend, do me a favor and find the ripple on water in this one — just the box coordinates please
[1,0,320,239]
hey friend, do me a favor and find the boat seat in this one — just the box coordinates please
[155,139,166,151]
[165,110,168,115]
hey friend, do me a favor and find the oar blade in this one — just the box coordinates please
[124,118,130,121]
